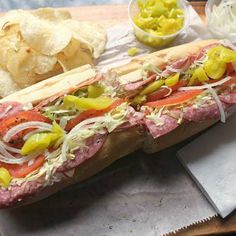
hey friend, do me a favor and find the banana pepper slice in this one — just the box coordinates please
[0,167,11,188]
[21,122,64,155]
[63,96,113,110]
[87,85,104,98]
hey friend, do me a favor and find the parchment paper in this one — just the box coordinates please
[0,5,218,236]
[0,148,216,236]
[178,111,236,218]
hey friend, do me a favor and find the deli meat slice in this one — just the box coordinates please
[219,92,236,104]
[161,57,192,77]
[124,74,156,91]
[0,180,43,208]
[145,115,179,139]
[0,102,23,121]
[183,104,222,122]
[57,134,106,172]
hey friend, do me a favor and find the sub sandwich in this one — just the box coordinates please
[0,40,236,208]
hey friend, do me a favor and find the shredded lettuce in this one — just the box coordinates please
[13,103,130,186]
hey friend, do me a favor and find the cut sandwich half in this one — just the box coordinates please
[111,40,236,153]
[0,65,145,208]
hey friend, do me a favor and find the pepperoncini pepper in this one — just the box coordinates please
[132,95,147,105]
[87,85,104,98]
[21,122,64,155]
[63,96,113,111]
[203,45,236,80]
[204,59,226,80]
[0,167,12,188]
[140,79,165,95]
[165,73,180,87]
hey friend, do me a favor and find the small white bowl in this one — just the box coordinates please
[206,0,236,42]
[128,0,190,48]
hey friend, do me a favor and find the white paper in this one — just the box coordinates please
[178,111,236,218]
[0,150,216,236]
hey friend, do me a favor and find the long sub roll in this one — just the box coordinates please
[109,39,236,153]
[1,39,236,208]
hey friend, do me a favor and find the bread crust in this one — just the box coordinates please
[143,120,218,154]
[0,64,96,105]
[110,39,218,79]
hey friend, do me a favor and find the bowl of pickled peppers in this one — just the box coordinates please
[128,0,190,48]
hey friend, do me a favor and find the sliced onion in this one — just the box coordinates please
[208,1,236,42]
[0,105,13,119]
[61,138,69,162]
[207,86,226,123]
[162,86,172,97]
[0,141,20,160]
[0,141,21,154]
[0,143,40,164]
[69,116,106,135]
[220,39,236,51]
[4,121,52,143]
[178,76,232,91]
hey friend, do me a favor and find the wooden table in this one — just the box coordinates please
[64,1,236,235]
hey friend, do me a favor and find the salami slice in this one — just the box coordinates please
[219,93,236,104]
[57,134,106,172]
[0,180,43,208]
[124,74,156,91]
[145,115,179,139]
[0,102,23,121]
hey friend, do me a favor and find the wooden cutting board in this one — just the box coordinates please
[64,2,236,235]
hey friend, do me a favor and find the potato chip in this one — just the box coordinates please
[32,8,72,22]
[62,19,107,58]
[0,8,107,96]
[6,46,58,87]
[57,38,93,71]
[0,69,20,97]
[0,26,22,71]
[19,14,72,56]
[34,55,57,75]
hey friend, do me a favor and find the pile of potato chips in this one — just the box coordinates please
[0,8,107,97]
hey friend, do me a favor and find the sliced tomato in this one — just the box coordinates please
[222,76,236,87]
[146,80,188,102]
[65,98,125,131]
[0,111,50,145]
[145,90,203,108]
[226,63,236,76]
[0,155,45,178]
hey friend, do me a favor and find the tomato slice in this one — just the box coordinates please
[65,98,125,131]
[146,80,188,102]
[226,63,235,76]
[222,76,236,87]
[0,155,45,178]
[145,90,203,108]
[0,111,50,145]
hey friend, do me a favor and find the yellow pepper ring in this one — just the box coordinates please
[0,167,11,188]
[165,73,180,87]
[140,79,165,95]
